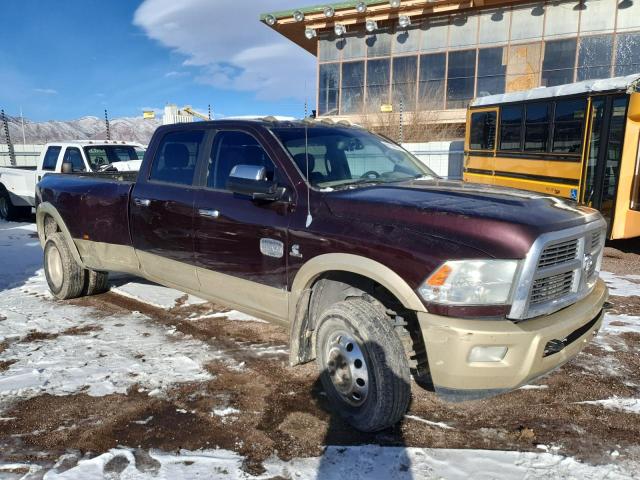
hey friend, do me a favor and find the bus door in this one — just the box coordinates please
[581,95,629,227]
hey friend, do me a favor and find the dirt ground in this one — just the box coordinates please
[1,248,639,475]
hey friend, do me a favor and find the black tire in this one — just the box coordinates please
[315,298,411,432]
[0,187,29,221]
[83,269,110,296]
[43,233,86,300]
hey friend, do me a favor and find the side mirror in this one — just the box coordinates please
[226,164,287,202]
[61,162,73,174]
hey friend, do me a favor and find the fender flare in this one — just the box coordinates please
[36,202,85,268]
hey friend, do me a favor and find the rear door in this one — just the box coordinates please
[130,128,207,291]
[193,127,292,323]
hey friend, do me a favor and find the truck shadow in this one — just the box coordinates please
[311,340,415,479]
[0,220,43,292]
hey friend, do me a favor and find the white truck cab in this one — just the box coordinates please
[0,140,144,220]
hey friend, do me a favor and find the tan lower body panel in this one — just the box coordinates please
[417,279,607,396]
[74,239,141,275]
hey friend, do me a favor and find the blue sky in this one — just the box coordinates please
[0,0,318,122]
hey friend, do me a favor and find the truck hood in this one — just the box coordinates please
[322,179,600,258]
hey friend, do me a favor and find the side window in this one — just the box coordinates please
[469,111,497,151]
[499,104,523,151]
[208,131,276,190]
[41,146,61,171]
[552,99,586,154]
[63,147,86,172]
[149,130,204,185]
[524,102,551,152]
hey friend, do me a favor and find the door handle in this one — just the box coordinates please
[198,209,220,218]
[134,198,151,207]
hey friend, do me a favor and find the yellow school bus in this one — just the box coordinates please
[463,74,640,240]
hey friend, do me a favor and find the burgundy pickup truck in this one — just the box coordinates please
[36,119,607,431]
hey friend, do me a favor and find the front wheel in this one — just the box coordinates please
[315,298,411,432]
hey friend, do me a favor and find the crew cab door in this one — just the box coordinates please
[193,128,292,323]
[130,128,207,291]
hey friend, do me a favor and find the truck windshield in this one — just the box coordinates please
[83,146,140,171]
[270,126,436,188]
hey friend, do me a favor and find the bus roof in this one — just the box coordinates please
[471,73,640,108]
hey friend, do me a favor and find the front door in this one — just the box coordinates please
[193,128,291,323]
[582,95,629,227]
[130,129,207,291]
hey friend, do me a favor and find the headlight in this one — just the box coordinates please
[418,260,519,305]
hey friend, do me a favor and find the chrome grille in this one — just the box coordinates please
[537,239,578,268]
[530,271,574,305]
[590,230,601,251]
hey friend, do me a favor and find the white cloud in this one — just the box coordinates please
[133,0,317,102]
[164,71,189,78]
[34,88,58,95]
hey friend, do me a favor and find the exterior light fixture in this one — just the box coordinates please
[398,14,411,28]
[334,23,347,36]
[305,27,317,39]
[293,10,305,22]
[356,1,367,13]
[365,19,378,32]
[265,14,277,26]
[390,0,401,7]
[323,6,335,17]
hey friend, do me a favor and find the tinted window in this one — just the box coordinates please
[469,111,497,150]
[615,32,640,76]
[149,130,203,185]
[392,55,417,111]
[318,63,340,116]
[366,58,390,113]
[476,47,506,97]
[63,147,86,172]
[552,99,586,154]
[84,146,139,170]
[542,39,577,87]
[41,146,61,171]
[209,131,276,190]
[524,103,551,151]
[577,35,613,81]
[499,104,523,151]
[447,49,476,109]
[341,61,365,114]
[419,53,446,109]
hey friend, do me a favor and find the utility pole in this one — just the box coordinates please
[208,104,211,120]
[19,106,26,145]
[1,109,16,166]
[398,98,404,144]
[104,109,111,140]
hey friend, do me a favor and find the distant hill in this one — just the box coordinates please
[1,115,161,145]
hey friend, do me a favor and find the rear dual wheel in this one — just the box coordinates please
[0,189,30,221]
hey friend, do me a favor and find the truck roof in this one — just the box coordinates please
[159,116,365,130]
[44,140,143,147]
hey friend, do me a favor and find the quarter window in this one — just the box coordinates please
[41,146,61,171]
[469,111,497,151]
[524,102,551,152]
[552,99,586,154]
[499,104,523,151]
[149,130,204,185]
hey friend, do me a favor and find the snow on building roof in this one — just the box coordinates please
[471,74,640,107]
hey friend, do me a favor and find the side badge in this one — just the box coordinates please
[290,244,303,258]
[260,238,284,258]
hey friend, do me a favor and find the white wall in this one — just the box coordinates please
[403,141,464,179]
[0,144,43,167]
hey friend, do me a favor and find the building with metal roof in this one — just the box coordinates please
[260,0,640,140]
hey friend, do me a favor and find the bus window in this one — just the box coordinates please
[552,99,586,154]
[499,104,523,151]
[524,102,551,152]
[469,111,497,150]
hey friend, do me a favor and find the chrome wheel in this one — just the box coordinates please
[325,331,369,406]
[46,245,64,291]
[0,197,8,219]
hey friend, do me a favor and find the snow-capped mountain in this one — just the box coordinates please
[2,115,161,145]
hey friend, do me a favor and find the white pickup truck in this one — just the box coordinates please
[0,140,144,220]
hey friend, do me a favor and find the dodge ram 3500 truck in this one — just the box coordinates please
[36,119,608,432]
[0,140,143,220]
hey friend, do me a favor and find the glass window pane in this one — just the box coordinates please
[449,13,478,48]
[392,55,417,111]
[500,104,523,151]
[552,99,586,153]
[615,32,640,76]
[478,8,510,45]
[470,111,497,150]
[318,63,340,116]
[541,38,576,87]
[366,58,390,113]
[580,0,616,34]
[42,146,61,171]
[447,50,476,109]
[394,26,420,53]
[524,102,551,151]
[477,47,506,97]
[150,130,204,185]
[341,61,365,114]
[367,28,392,57]
[544,2,579,38]
[577,35,613,81]
[319,33,340,62]
[617,0,640,32]
[505,42,543,92]
[420,16,448,52]
[418,53,446,109]
[510,4,544,42]
[343,31,366,59]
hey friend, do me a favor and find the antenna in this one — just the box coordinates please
[20,106,26,145]
[104,109,111,140]
[304,96,312,228]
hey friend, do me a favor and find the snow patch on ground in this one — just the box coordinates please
[405,415,453,430]
[601,313,640,335]
[189,310,268,323]
[579,397,640,415]
[600,271,640,297]
[111,278,206,309]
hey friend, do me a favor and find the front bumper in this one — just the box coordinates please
[416,278,607,401]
